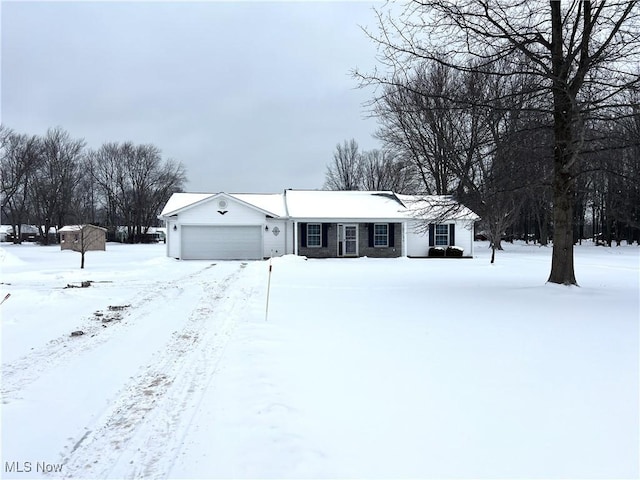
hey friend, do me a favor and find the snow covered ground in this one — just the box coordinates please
[1,241,638,479]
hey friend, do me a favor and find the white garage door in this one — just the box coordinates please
[181,225,262,260]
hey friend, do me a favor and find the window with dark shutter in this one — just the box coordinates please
[374,223,389,247]
[435,224,449,246]
[300,223,307,247]
[428,224,435,247]
[307,223,321,247]
[449,224,455,246]
[321,223,329,248]
[368,223,375,247]
[389,223,395,247]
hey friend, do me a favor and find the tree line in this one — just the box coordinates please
[325,0,639,285]
[1,125,186,244]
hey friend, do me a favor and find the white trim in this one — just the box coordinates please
[401,222,408,257]
[337,223,358,257]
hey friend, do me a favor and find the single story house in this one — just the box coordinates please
[159,190,479,260]
[59,224,107,252]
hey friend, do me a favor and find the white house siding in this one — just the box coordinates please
[263,219,288,258]
[406,221,430,257]
[177,197,267,225]
[455,219,475,257]
[167,196,275,260]
[406,219,475,257]
[167,220,180,258]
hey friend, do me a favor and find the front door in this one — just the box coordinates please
[338,224,358,257]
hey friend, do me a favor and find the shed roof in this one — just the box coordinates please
[59,224,107,232]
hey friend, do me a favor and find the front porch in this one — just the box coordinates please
[296,222,403,259]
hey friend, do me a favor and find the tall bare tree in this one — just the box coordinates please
[324,139,418,192]
[30,127,86,244]
[0,127,42,243]
[324,139,362,190]
[87,141,186,241]
[357,0,640,285]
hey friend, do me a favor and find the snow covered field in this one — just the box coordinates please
[1,241,638,479]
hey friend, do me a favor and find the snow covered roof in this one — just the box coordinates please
[397,194,479,221]
[159,190,479,222]
[59,224,107,232]
[160,192,286,218]
[231,193,287,217]
[284,190,408,221]
[160,193,215,217]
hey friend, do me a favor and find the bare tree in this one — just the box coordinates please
[357,0,640,285]
[374,63,461,195]
[324,139,419,192]
[360,149,419,193]
[324,139,362,190]
[0,127,42,243]
[30,127,85,243]
[87,141,186,241]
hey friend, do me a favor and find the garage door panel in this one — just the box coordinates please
[182,226,262,260]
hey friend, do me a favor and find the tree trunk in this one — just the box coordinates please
[548,173,577,284]
[547,1,578,286]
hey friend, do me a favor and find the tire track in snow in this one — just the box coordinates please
[1,263,217,404]
[59,261,261,479]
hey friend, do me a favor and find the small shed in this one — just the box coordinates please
[59,225,107,252]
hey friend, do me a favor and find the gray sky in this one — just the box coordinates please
[1,0,383,193]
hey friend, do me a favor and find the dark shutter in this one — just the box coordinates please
[449,224,455,246]
[321,223,329,248]
[300,223,307,247]
[428,224,435,247]
[368,223,374,247]
[388,223,395,247]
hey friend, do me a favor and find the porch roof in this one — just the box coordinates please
[284,190,408,221]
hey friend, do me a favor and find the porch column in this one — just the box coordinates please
[401,221,408,257]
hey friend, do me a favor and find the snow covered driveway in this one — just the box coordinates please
[1,242,638,479]
[1,245,267,478]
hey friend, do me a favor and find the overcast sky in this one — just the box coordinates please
[1,0,384,193]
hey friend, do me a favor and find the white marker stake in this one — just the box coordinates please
[265,257,273,321]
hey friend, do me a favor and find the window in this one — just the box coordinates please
[374,223,388,247]
[435,224,449,246]
[307,223,321,247]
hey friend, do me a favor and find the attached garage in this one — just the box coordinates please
[181,225,262,260]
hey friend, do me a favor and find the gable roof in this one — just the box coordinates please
[160,192,285,218]
[160,193,214,217]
